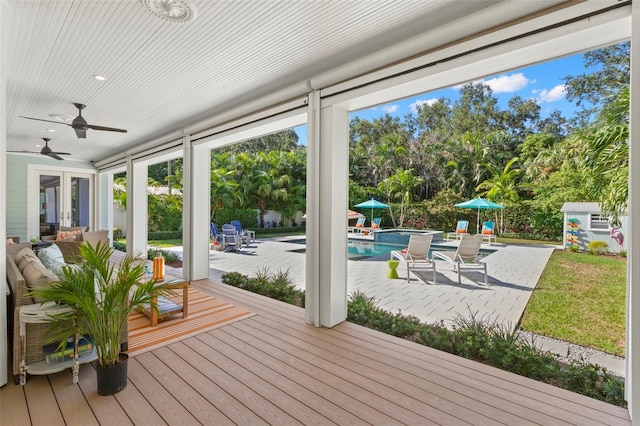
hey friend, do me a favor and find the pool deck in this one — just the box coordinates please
[208,237,554,330]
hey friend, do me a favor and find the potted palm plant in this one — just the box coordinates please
[31,241,175,395]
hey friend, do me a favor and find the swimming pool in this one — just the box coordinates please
[286,238,495,260]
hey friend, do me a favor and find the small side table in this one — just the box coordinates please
[387,259,400,279]
[31,241,53,254]
[139,280,190,326]
[19,302,97,385]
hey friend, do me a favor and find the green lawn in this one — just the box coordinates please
[519,250,627,356]
[148,239,183,248]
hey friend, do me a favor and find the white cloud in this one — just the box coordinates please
[410,98,438,114]
[534,84,566,103]
[482,73,530,93]
[382,104,399,114]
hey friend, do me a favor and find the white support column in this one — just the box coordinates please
[184,138,211,281]
[0,0,8,387]
[626,1,639,421]
[126,158,148,256]
[97,172,114,243]
[305,91,350,328]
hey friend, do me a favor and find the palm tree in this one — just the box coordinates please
[476,157,521,232]
[578,86,629,219]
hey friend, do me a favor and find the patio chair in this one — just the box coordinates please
[210,222,221,242]
[348,217,366,233]
[221,224,241,251]
[231,220,251,247]
[446,220,469,241]
[432,234,487,286]
[370,217,382,229]
[481,221,497,245]
[390,234,436,284]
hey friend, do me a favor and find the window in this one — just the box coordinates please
[589,214,609,231]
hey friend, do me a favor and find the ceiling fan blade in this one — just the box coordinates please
[74,127,87,139]
[46,153,65,161]
[86,124,127,133]
[19,116,69,126]
[7,150,39,154]
[51,151,71,156]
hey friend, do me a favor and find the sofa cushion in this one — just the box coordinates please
[16,247,39,270]
[38,244,68,279]
[18,251,58,303]
[56,229,82,241]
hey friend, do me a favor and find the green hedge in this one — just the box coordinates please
[254,225,305,235]
[213,208,258,229]
[148,230,182,240]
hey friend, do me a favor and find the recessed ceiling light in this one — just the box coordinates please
[93,74,107,81]
[47,128,56,132]
[35,144,41,148]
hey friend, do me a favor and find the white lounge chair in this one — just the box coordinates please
[432,234,488,285]
[447,220,469,241]
[481,221,497,245]
[390,234,436,284]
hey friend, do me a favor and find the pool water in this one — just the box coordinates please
[286,238,495,260]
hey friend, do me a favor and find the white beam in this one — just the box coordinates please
[126,158,148,257]
[313,102,349,327]
[626,1,640,421]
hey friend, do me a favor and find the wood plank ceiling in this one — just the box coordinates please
[3,0,569,162]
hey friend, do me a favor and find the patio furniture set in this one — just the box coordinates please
[390,233,488,286]
[210,221,255,251]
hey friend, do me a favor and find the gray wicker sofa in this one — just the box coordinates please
[6,236,126,384]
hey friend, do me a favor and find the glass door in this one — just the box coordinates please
[32,170,95,239]
[39,173,62,238]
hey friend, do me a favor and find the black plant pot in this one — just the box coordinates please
[95,353,128,396]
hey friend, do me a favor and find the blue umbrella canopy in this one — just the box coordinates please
[455,197,504,233]
[354,198,390,224]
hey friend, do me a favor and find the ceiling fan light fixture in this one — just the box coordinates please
[141,0,197,23]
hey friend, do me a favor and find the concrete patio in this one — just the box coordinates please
[206,237,554,330]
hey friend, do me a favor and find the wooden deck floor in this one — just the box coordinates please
[1,279,631,425]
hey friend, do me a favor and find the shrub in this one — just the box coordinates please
[148,249,180,264]
[112,227,124,240]
[221,268,305,307]
[254,225,305,235]
[113,241,126,252]
[587,241,609,255]
[566,245,580,252]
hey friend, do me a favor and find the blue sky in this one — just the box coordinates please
[294,53,588,145]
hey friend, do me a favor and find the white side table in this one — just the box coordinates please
[19,302,97,385]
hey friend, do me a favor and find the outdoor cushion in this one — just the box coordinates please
[56,229,81,241]
[19,252,58,303]
[16,247,38,270]
[38,244,68,279]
